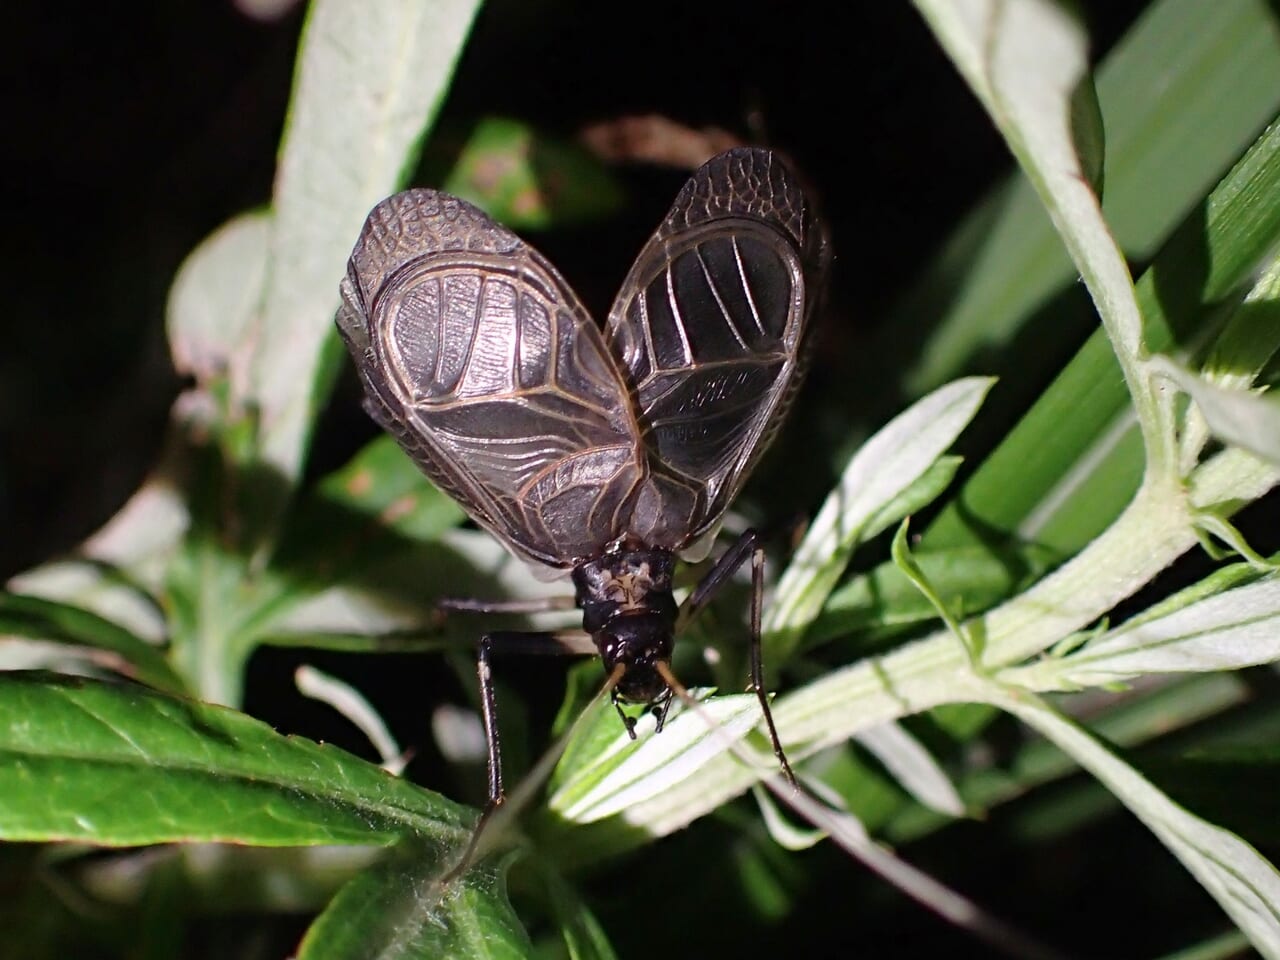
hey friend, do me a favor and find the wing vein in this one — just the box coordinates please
[665,266,694,365]
[696,246,749,351]
[731,237,767,337]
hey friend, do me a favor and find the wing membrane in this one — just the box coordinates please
[605,148,829,550]
[337,190,645,568]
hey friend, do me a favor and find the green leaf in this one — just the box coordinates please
[0,593,185,694]
[765,377,993,660]
[441,117,625,229]
[994,687,1280,958]
[248,0,484,508]
[262,528,573,645]
[917,0,1172,471]
[861,455,963,545]
[808,541,1058,648]
[8,465,188,642]
[896,0,1280,396]
[1150,355,1280,464]
[0,673,471,848]
[924,113,1280,563]
[166,210,271,392]
[298,845,533,960]
[316,434,465,543]
[854,721,964,818]
[548,691,764,826]
[1006,572,1280,689]
[884,672,1254,845]
[535,861,620,960]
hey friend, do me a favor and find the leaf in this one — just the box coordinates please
[854,721,965,818]
[7,452,189,643]
[535,861,620,960]
[7,559,170,648]
[295,665,405,772]
[0,594,184,695]
[166,210,271,389]
[262,529,574,644]
[765,377,993,660]
[316,434,465,543]
[440,116,625,229]
[921,54,1280,565]
[808,541,1058,648]
[297,845,533,960]
[995,688,1280,958]
[247,0,484,504]
[548,691,764,825]
[916,0,1169,467]
[895,0,1280,396]
[1149,355,1280,465]
[1007,573,1280,689]
[859,455,963,545]
[0,672,471,848]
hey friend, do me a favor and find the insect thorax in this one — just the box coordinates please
[572,547,678,630]
[573,547,679,703]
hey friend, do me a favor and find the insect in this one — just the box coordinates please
[336,146,828,824]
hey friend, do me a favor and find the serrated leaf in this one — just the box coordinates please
[0,594,184,695]
[0,673,471,848]
[298,845,532,960]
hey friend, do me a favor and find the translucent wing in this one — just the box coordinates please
[604,148,829,551]
[337,190,646,569]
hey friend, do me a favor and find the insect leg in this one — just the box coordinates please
[746,546,798,788]
[678,529,798,787]
[676,528,762,629]
[440,595,577,615]
[474,630,596,807]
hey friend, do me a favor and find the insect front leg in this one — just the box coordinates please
[678,529,798,787]
[439,595,577,615]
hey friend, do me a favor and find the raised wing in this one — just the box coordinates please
[604,148,829,551]
[337,190,646,569]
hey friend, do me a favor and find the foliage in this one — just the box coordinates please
[4,0,1280,957]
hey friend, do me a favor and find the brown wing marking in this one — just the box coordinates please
[337,189,647,568]
[604,148,830,551]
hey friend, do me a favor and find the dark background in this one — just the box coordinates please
[8,2,1241,958]
[2,0,1154,577]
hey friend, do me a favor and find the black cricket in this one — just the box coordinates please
[336,147,828,822]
